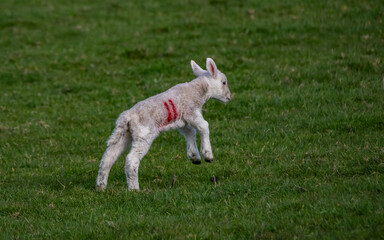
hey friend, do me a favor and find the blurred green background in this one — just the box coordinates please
[1,0,383,239]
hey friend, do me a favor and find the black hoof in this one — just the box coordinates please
[205,158,214,163]
[192,160,201,165]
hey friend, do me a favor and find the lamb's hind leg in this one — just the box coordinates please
[125,136,155,190]
[96,128,130,191]
[178,126,201,164]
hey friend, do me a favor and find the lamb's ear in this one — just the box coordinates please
[191,60,206,77]
[206,58,218,78]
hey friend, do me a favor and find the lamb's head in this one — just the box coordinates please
[190,58,231,103]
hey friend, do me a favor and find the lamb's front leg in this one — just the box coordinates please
[189,113,214,163]
[178,126,201,164]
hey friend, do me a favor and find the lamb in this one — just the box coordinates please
[95,58,231,191]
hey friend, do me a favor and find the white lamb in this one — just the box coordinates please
[96,58,231,191]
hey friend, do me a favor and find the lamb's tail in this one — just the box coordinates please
[106,112,131,147]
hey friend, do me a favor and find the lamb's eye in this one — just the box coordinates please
[222,81,226,85]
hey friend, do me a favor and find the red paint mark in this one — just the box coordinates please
[168,99,178,120]
[161,99,178,127]
[163,101,172,123]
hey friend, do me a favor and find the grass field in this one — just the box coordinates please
[1,0,384,239]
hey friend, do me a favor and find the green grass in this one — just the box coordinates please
[1,0,384,239]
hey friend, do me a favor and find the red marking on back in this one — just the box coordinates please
[161,99,178,128]
[168,99,178,120]
[163,101,172,123]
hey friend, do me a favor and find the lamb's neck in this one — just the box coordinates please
[189,77,211,106]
